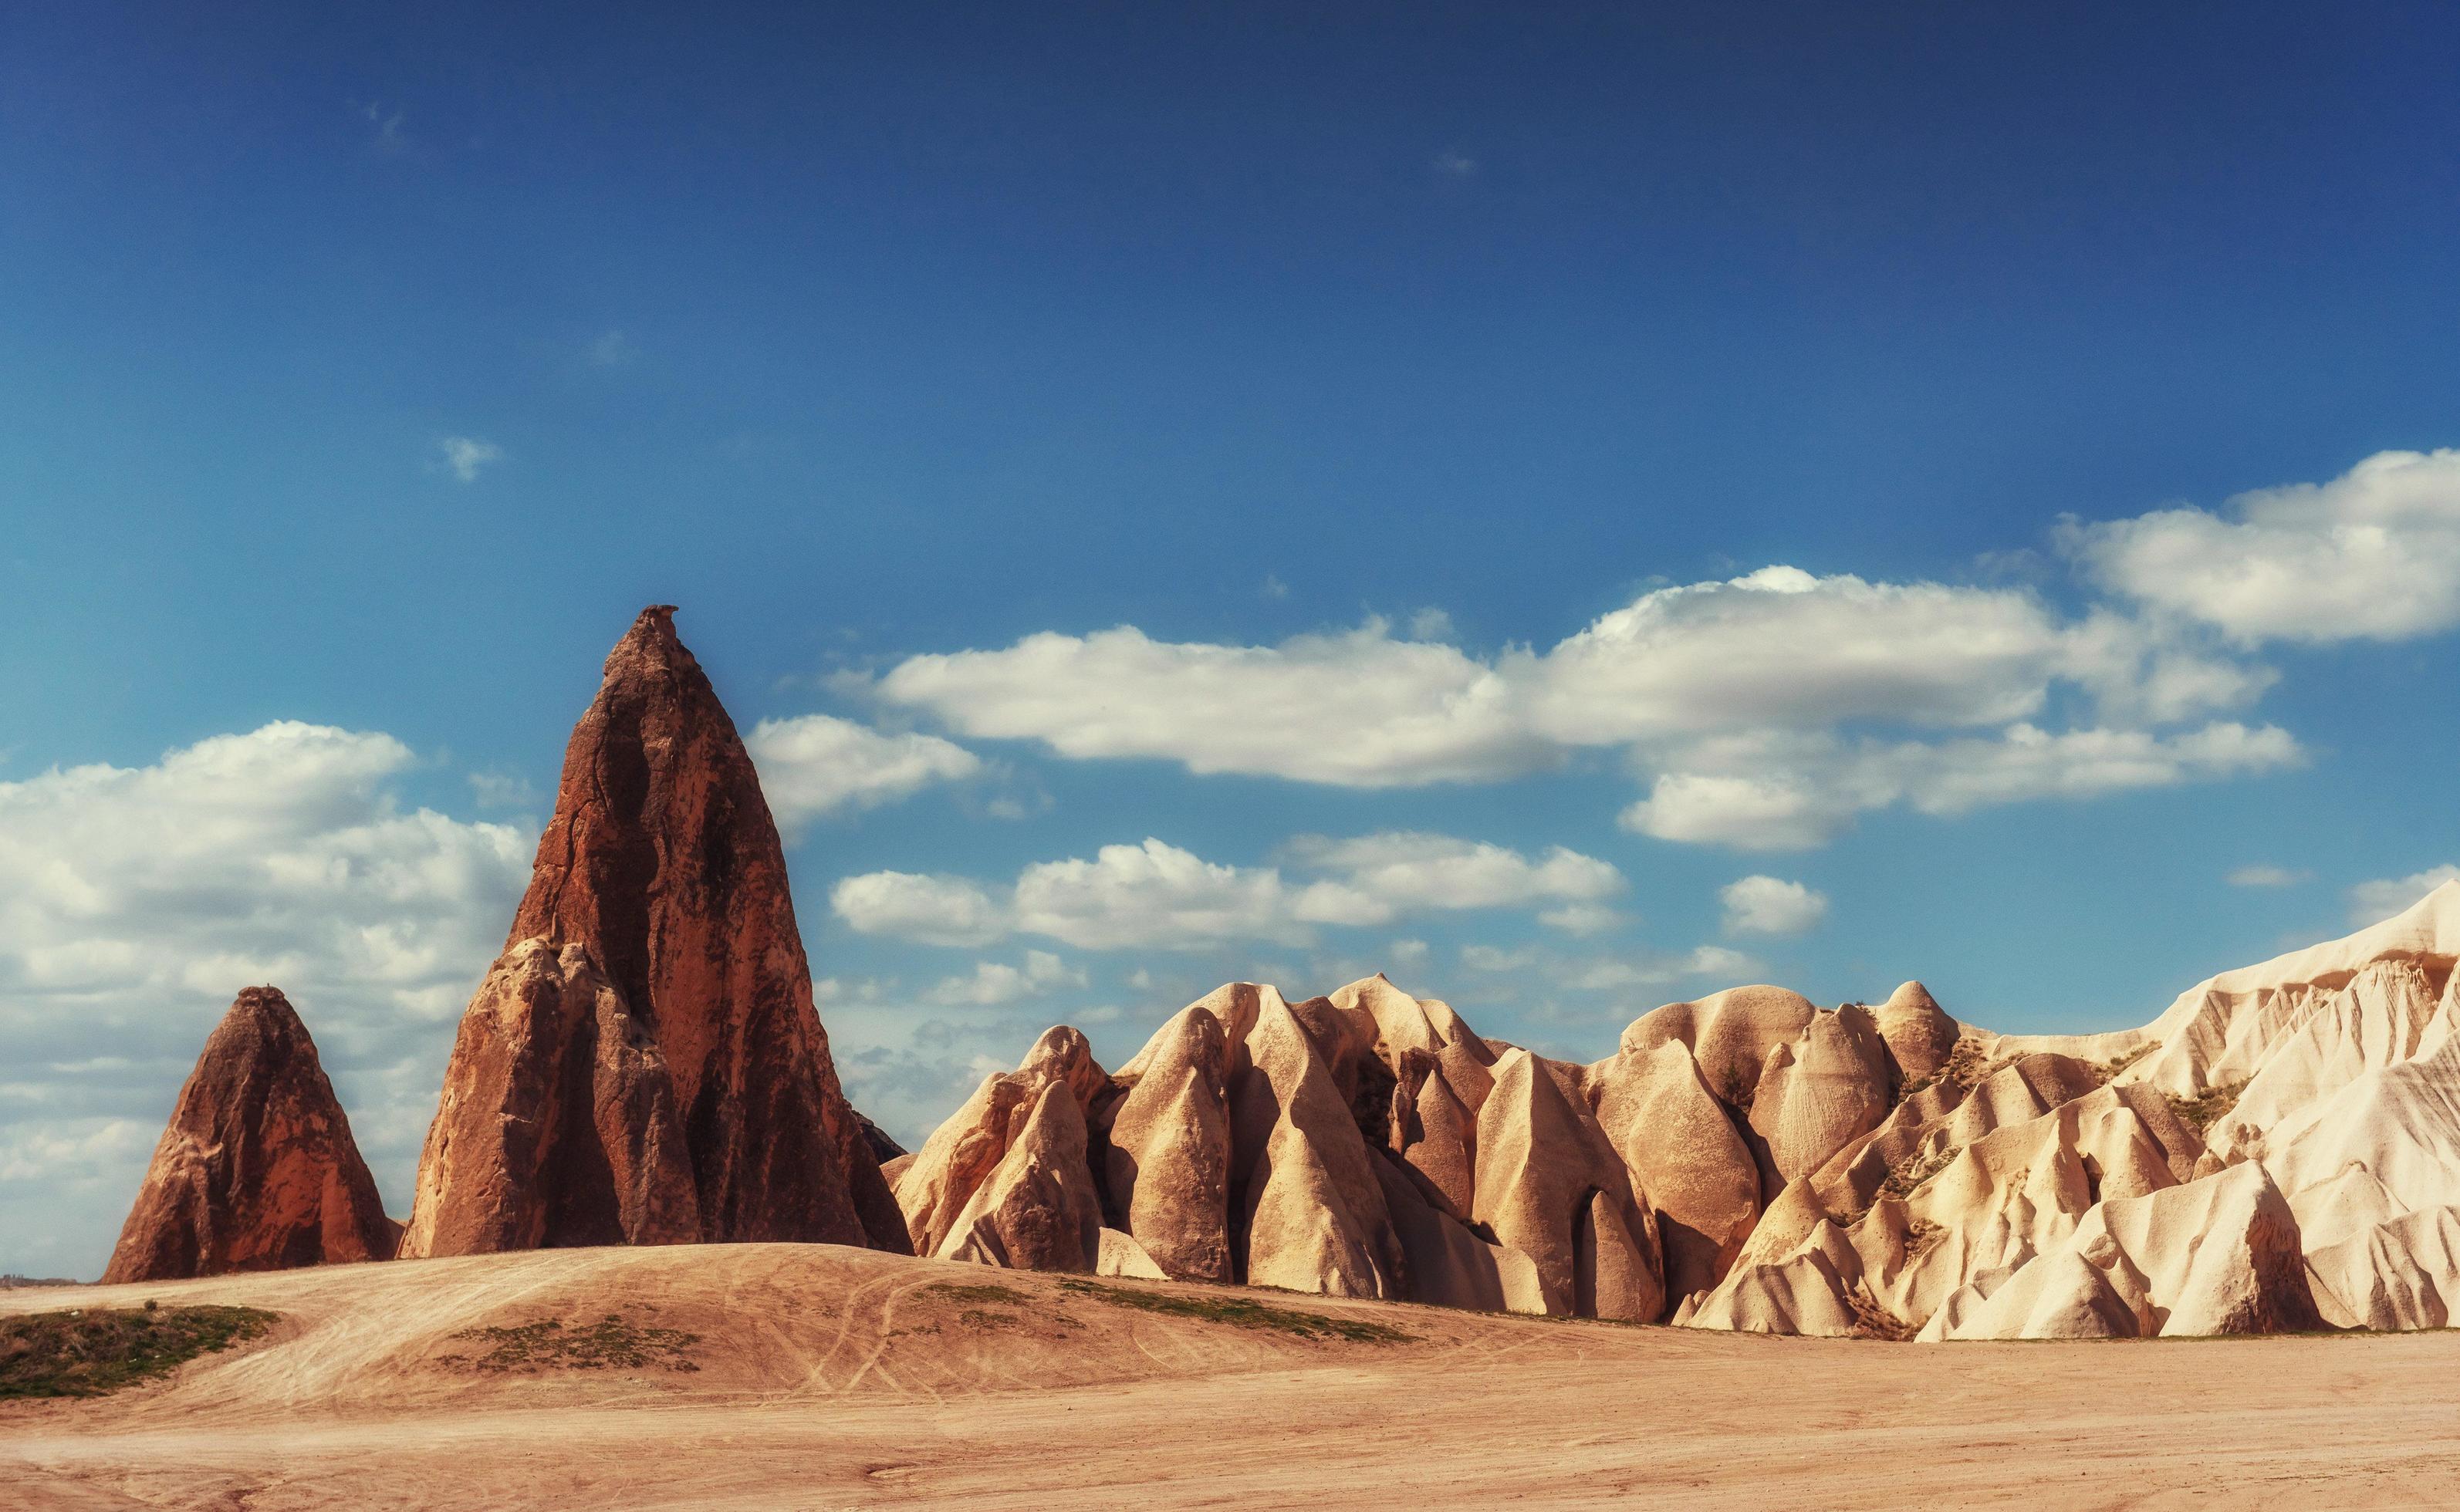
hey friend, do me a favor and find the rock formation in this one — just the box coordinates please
[104,987,398,1284]
[892,880,2460,1342]
[403,606,906,1257]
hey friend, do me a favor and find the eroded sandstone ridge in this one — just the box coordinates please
[897,881,2460,1339]
[103,987,398,1284]
[402,606,907,1257]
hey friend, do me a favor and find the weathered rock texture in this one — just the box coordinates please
[104,988,398,1284]
[894,882,2460,1342]
[404,606,906,1258]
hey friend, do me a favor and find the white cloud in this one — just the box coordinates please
[829,871,1007,948]
[1432,150,1478,177]
[0,1119,149,1183]
[745,714,981,831]
[437,436,502,482]
[1537,902,1625,936]
[1561,946,1759,993]
[1262,574,1291,600]
[2070,448,2460,644]
[1409,606,1455,640]
[588,329,633,366]
[831,832,1625,951]
[1388,938,1430,967]
[928,950,1084,1007]
[871,622,1539,788]
[1621,721,2300,850]
[860,565,2281,845]
[0,723,532,1274]
[465,770,539,812]
[1015,839,1301,950]
[1279,832,1622,926]
[2226,865,2306,888]
[2348,866,2460,926]
[1719,876,1829,937]
[1461,943,1537,974]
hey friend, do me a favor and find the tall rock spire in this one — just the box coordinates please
[103,987,398,1284]
[404,606,908,1256]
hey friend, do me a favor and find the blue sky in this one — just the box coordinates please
[5,4,2459,1275]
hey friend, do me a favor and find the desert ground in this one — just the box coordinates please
[2,1244,2452,1510]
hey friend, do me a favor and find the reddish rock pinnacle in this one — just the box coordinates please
[103,987,399,1284]
[404,606,908,1256]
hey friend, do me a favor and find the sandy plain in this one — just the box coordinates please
[2,1243,2452,1510]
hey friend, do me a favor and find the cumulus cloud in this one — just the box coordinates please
[1276,832,1622,928]
[1013,839,1301,949]
[831,832,1626,951]
[1559,946,1759,993]
[828,871,1007,948]
[928,950,1084,1007]
[1621,721,2299,850]
[0,723,532,1275]
[871,623,1539,788]
[860,564,2283,846]
[1537,902,1626,936]
[1719,876,1829,937]
[745,714,981,831]
[437,436,502,482]
[2348,865,2460,926]
[2070,448,2460,644]
[2226,865,2306,888]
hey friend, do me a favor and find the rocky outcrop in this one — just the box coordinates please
[104,988,398,1284]
[400,942,699,1255]
[895,1027,1107,1266]
[890,880,2460,1342]
[404,606,905,1257]
[939,1080,1104,1271]
[1100,1002,1235,1281]
[1874,981,1960,1086]
[1473,1050,1662,1321]
[1230,988,1410,1298]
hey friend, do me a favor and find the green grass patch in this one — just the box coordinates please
[1,1304,276,1400]
[442,1314,701,1373]
[1057,1280,1413,1343]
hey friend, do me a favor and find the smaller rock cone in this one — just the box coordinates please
[103,987,399,1284]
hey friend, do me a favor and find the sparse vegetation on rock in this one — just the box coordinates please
[2,1304,275,1399]
[440,1314,701,1373]
[1056,1279,1414,1343]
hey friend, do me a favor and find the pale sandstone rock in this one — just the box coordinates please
[876,880,2460,1341]
[1473,1050,1662,1321]
[2305,1203,2459,1331]
[1874,980,1961,1085]
[941,1079,1103,1271]
[1230,991,1407,1298]
[1097,1226,1170,1280]
[894,1028,1105,1260]
[1103,1004,1234,1281]
[1932,1161,2320,1339]
[1588,1038,1759,1305]
[1748,1004,1894,1186]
